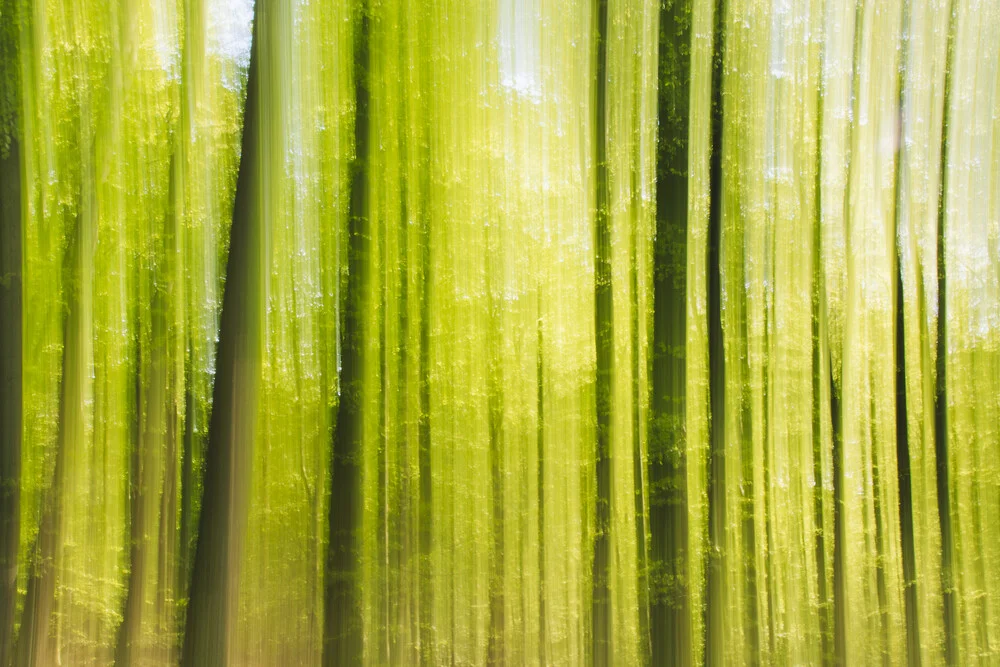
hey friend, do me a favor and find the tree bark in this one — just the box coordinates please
[0,2,22,659]
[180,4,263,663]
[934,2,957,664]
[704,0,727,662]
[0,126,22,667]
[592,0,613,663]
[323,3,369,665]
[650,0,693,663]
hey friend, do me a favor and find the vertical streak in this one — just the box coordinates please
[486,253,504,667]
[829,336,845,667]
[15,179,85,667]
[629,61,650,664]
[537,310,546,667]
[893,1,921,661]
[832,2,864,661]
[0,39,22,665]
[651,0,693,662]
[704,0,727,661]
[934,0,957,663]
[811,46,831,662]
[592,0,613,663]
[325,1,368,664]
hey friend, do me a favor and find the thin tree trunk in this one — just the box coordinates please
[117,154,175,667]
[811,28,831,662]
[157,150,182,653]
[592,0,613,662]
[537,312,546,666]
[892,2,921,660]
[830,345,845,667]
[650,0,693,662]
[704,0,727,662]
[0,4,22,660]
[896,213,920,667]
[0,120,22,667]
[180,3,263,663]
[417,82,432,667]
[629,69,650,667]
[177,0,199,596]
[934,1,957,663]
[323,3,369,664]
[115,330,148,667]
[486,204,504,667]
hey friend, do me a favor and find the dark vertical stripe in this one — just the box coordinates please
[705,0,728,661]
[324,2,369,664]
[592,0,613,663]
[934,1,958,663]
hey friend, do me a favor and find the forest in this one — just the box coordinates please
[0,0,998,665]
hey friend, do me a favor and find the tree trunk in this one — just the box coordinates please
[892,4,921,659]
[0,126,22,667]
[592,0,613,663]
[0,2,22,659]
[650,0,693,662]
[934,2,957,663]
[704,0,727,662]
[323,3,369,665]
[180,4,263,663]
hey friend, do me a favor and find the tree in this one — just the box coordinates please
[591,0,613,662]
[934,2,957,662]
[650,0,694,663]
[0,0,23,660]
[181,3,263,663]
[323,2,369,664]
[704,0,727,662]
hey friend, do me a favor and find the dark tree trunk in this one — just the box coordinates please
[704,0,727,662]
[0,3,22,659]
[181,4,263,663]
[649,0,693,663]
[892,4,921,660]
[323,3,369,665]
[935,2,957,663]
[0,132,22,667]
[592,0,613,663]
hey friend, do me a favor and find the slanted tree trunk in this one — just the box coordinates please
[323,2,369,665]
[650,0,693,663]
[180,4,263,664]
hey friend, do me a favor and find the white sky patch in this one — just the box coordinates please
[153,0,181,75]
[209,0,255,69]
[497,0,542,101]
